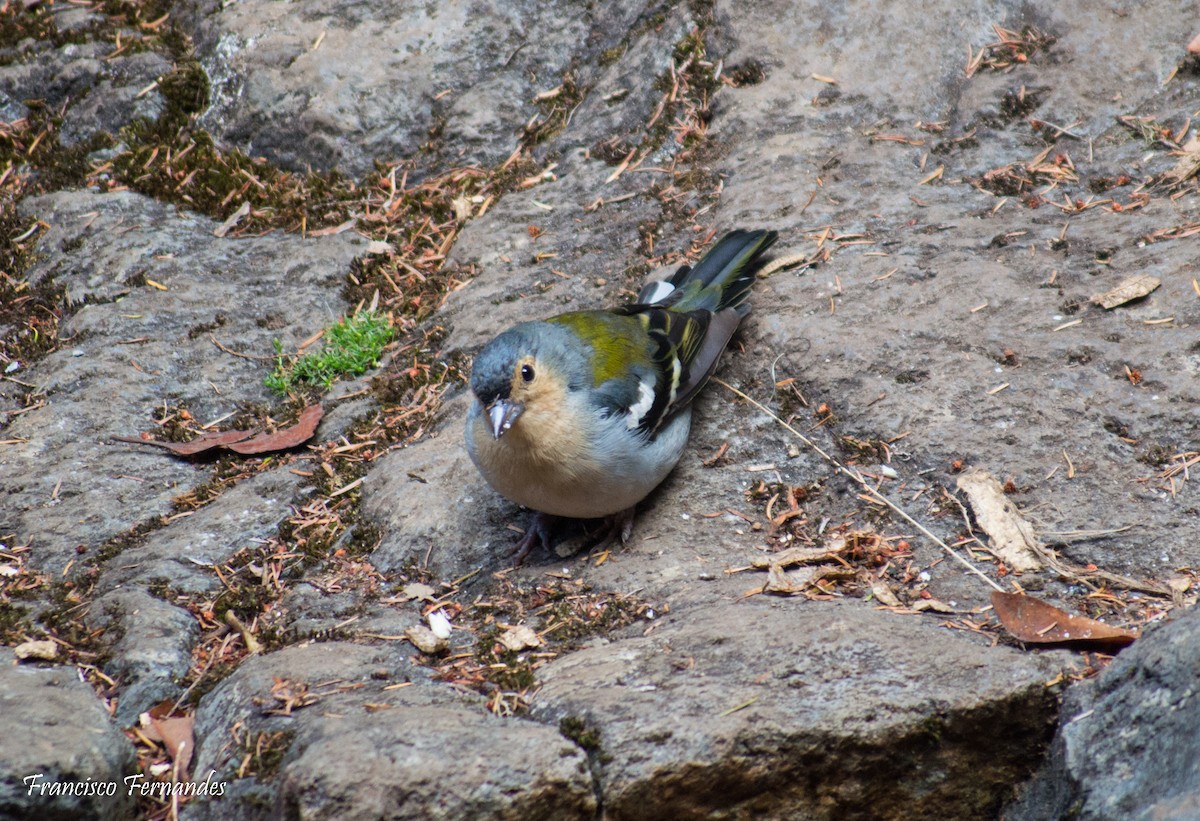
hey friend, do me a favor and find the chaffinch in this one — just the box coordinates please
[466,229,779,564]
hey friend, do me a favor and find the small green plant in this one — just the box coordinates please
[266,310,394,393]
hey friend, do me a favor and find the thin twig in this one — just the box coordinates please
[210,334,276,361]
[225,610,262,654]
[714,378,1004,593]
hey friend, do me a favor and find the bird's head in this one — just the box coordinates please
[469,322,587,440]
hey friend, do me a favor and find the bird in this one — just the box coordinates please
[465,229,779,564]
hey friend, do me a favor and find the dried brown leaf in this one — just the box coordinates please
[764,564,817,594]
[870,579,904,608]
[1163,136,1200,185]
[751,543,847,570]
[400,582,437,602]
[13,639,58,661]
[150,714,195,776]
[405,624,448,654]
[957,468,1043,572]
[991,591,1138,648]
[115,405,322,457]
[114,427,254,455]
[1091,275,1161,309]
[227,404,324,454]
[911,598,956,614]
[497,624,542,652]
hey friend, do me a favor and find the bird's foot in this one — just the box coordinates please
[589,506,637,551]
[510,511,557,567]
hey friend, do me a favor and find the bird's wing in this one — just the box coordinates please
[548,303,740,437]
[609,303,739,436]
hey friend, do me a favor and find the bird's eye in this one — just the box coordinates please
[520,364,535,382]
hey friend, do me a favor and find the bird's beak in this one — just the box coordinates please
[486,399,524,439]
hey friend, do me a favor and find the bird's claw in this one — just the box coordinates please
[588,506,636,551]
[509,511,556,567]
[509,507,637,566]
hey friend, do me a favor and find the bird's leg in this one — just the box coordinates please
[592,505,637,550]
[510,511,556,567]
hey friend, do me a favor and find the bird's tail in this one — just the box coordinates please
[639,229,779,315]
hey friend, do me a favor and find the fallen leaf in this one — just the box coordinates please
[497,624,542,652]
[870,579,904,608]
[114,427,254,455]
[150,715,195,776]
[956,468,1043,572]
[911,598,956,614]
[401,582,436,602]
[213,201,251,238]
[116,404,323,457]
[1091,275,1161,309]
[991,591,1138,648]
[13,639,58,661]
[228,404,324,454]
[405,625,447,654]
[450,195,474,222]
[764,564,817,594]
[1164,136,1200,185]
[750,543,847,570]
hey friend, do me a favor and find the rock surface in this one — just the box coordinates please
[533,600,1058,820]
[0,648,136,820]
[0,190,364,574]
[184,641,597,820]
[1,0,1197,818]
[1009,605,1200,821]
[180,0,659,177]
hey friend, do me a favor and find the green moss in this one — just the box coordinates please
[559,715,603,752]
[523,72,586,148]
[0,3,56,51]
[91,518,163,564]
[156,61,210,129]
[231,729,294,779]
[146,577,175,601]
[839,435,887,462]
[265,309,395,393]
[0,601,32,644]
[598,45,625,66]
[474,626,539,691]
[37,576,112,667]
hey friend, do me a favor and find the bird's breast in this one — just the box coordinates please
[466,399,689,519]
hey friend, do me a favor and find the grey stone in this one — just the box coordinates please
[1009,606,1200,821]
[0,649,136,820]
[532,600,1059,820]
[363,393,518,578]
[180,0,656,176]
[185,641,591,819]
[95,468,306,595]
[3,0,1200,816]
[89,588,199,726]
[0,41,168,148]
[705,0,1200,596]
[0,190,364,573]
[269,707,596,820]
[58,50,171,147]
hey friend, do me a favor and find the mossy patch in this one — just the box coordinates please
[265,309,395,394]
